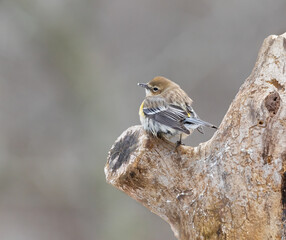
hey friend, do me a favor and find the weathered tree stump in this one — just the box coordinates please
[105,33,286,239]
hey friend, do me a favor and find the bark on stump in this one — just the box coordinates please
[105,33,286,239]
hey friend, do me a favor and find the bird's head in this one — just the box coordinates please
[138,76,178,97]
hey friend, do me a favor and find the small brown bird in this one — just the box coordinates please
[138,76,217,144]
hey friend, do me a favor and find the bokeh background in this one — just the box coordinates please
[1,0,286,239]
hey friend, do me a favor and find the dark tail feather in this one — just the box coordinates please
[184,117,217,129]
[197,126,204,134]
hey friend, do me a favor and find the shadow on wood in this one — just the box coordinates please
[105,33,286,240]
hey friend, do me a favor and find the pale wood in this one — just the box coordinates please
[105,33,286,239]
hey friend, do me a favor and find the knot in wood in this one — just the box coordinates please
[264,92,281,116]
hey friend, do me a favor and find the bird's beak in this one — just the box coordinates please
[137,83,150,89]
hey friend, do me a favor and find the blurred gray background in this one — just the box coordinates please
[0,0,285,239]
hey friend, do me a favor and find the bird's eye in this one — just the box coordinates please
[153,87,159,92]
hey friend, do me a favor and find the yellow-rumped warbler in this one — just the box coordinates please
[138,76,217,144]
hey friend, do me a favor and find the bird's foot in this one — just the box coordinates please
[175,140,185,149]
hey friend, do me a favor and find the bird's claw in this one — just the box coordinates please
[175,140,185,149]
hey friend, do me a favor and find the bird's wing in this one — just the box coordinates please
[185,106,204,134]
[143,97,190,134]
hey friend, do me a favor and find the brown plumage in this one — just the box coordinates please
[138,76,217,144]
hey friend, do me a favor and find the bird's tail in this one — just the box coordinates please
[183,117,217,133]
[185,117,217,128]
